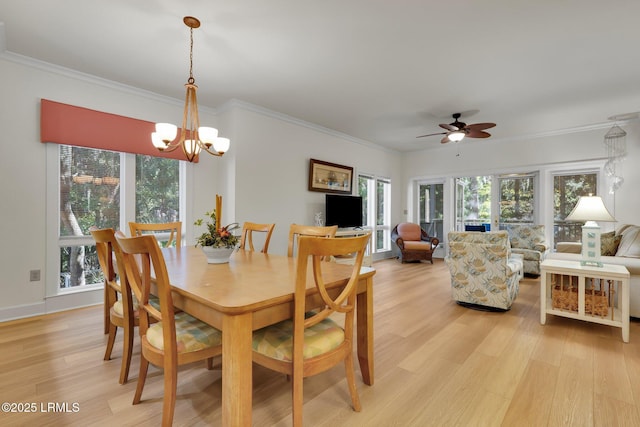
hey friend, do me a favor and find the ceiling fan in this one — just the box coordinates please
[417,113,496,144]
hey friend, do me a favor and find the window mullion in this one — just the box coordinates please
[121,153,136,232]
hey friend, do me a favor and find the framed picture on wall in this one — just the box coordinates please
[308,158,353,194]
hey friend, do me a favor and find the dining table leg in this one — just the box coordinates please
[221,312,253,427]
[356,276,374,385]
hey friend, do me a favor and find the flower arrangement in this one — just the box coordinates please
[194,194,239,248]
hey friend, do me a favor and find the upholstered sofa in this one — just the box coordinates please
[445,231,523,311]
[506,224,549,276]
[547,224,640,318]
[391,223,439,263]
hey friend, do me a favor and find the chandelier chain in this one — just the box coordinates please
[188,26,195,85]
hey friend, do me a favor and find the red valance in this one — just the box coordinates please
[40,99,196,162]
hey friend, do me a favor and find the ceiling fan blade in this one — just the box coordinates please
[440,135,450,144]
[466,130,492,138]
[439,123,459,132]
[466,122,496,131]
[417,132,446,138]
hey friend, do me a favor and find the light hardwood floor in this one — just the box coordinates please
[2,258,640,426]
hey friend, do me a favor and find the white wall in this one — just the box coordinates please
[218,103,403,256]
[0,55,402,320]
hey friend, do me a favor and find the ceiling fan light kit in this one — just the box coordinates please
[417,112,496,144]
[447,131,466,142]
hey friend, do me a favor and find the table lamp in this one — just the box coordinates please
[565,195,616,267]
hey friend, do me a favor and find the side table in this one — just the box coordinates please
[540,258,630,342]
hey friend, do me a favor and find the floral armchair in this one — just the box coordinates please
[506,225,549,276]
[445,231,522,311]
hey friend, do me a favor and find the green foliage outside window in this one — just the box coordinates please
[59,147,180,289]
[135,155,179,223]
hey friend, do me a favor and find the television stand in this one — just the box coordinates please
[334,227,373,266]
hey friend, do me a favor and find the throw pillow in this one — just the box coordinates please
[600,232,622,256]
[616,226,640,258]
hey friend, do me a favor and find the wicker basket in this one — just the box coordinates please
[551,274,612,317]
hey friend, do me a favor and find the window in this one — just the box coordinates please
[499,173,535,227]
[59,146,120,288]
[135,155,180,223]
[359,174,391,253]
[553,172,598,247]
[54,145,181,291]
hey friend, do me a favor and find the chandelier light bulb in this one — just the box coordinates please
[213,137,231,154]
[155,123,178,143]
[151,132,166,150]
[198,127,219,145]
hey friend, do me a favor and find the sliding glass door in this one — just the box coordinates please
[418,182,444,240]
[454,176,492,231]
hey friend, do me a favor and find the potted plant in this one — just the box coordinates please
[194,195,239,263]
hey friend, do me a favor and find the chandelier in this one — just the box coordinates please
[151,16,230,162]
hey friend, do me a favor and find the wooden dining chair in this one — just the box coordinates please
[91,227,137,385]
[116,234,222,427]
[238,222,276,253]
[128,221,182,248]
[252,234,370,427]
[287,224,338,257]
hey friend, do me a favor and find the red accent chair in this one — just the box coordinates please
[391,223,439,263]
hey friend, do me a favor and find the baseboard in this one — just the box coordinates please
[0,302,47,322]
[0,288,102,322]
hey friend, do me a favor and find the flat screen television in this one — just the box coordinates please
[325,194,363,228]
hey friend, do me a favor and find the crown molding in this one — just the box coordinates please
[1,47,396,154]
[0,48,221,115]
[3,35,629,155]
[218,98,399,154]
[0,22,6,53]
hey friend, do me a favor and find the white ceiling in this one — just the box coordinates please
[2,0,640,151]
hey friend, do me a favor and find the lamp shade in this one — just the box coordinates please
[565,196,616,222]
[213,137,230,153]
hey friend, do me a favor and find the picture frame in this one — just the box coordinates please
[308,158,353,194]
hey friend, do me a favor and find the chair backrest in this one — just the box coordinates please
[447,231,512,271]
[239,222,276,253]
[116,234,176,354]
[293,234,370,355]
[507,224,546,250]
[287,224,338,257]
[129,221,182,248]
[395,223,423,241]
[90,227,134,318]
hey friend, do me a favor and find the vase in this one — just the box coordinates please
[200,246,235,264]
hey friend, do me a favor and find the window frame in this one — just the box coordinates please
[415,179,445,242]
[45,144,189,298]
[359,173,392,255]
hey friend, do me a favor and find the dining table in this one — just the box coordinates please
[159,246,376,427]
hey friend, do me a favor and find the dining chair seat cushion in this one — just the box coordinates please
[252,317,345,362]
[112,295,160,317]
[147,311,222,353]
